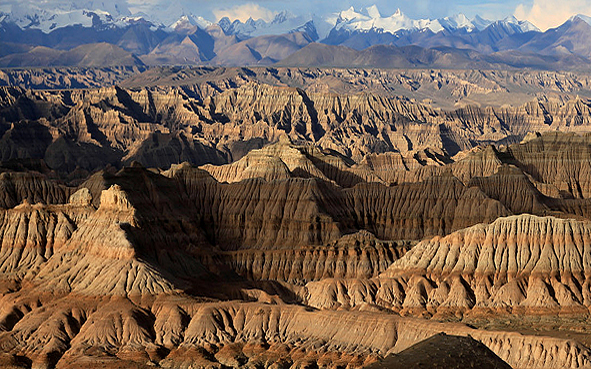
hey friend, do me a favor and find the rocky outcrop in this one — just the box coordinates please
[30,190,187,297]
[0,167,586,368]
[0,169,207,297]
[0,205,76,280]
[4,70,591,177]
[124,131,228,169]
[0,188,93,282]
[200,135,384,187]
[467,165,550,215]
[33,166,218,297]
[3,68,591,369]
[121,68,591,106]
[152,300,591,369]
[2,296,587,369]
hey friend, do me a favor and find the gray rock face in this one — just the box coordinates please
[4,69,591,177]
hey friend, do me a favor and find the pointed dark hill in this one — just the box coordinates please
[520,17,591,58]
[367,333,512,369]
[117,24,168,55]
[211,32,314,66]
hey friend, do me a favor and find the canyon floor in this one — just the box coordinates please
[2,67,591,368]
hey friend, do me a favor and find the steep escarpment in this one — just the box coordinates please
[0,176,204,367]
[339,175,509,241]
[360,147,456,185]
[0,166,587,368]
[467,165,550,215]
[0,86,229,176]
[0,171,74,209]
[0,203,85,281]
[388,214,591,276]
[2,68,591,369]
[46,167,212,295]
[168,164,510,250]
[176,175,344,250]
[381,145,503,186]
[3,183,175,297]
[0,166,212,297]
[508,132,591,199]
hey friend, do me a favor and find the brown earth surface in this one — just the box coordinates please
[2,69,591,368]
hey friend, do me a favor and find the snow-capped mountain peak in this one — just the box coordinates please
[271,10,294,24]
[168,14,212,33]
[472,15,492,31]
[334,6,482,34]
[493,16,540,33]
[440,13,475,32]
[571,14,591,26]
[0,2,553,43]
[219,11,319,39]
[2,0,160,32]
[338,7,363,22]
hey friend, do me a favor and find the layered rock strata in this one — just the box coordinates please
[168,163,509,250]
[303,215,591,317]
[213,232,411,284]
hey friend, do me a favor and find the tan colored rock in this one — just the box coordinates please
[213,232,409,284]
[508,132,591,199]
[68,188,92,207]
[305,215,591,315]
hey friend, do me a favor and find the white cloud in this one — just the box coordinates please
[515,0,591,30]
[212,3,277,22]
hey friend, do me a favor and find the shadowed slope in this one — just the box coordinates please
[167,163,509,250]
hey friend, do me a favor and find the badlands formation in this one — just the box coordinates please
[2,68,591,368]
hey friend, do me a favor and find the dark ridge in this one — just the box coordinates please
[367,333,512,369]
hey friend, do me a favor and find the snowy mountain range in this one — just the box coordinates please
[334,6,478,34]
[0,3,540,39]
[2,3,591,69]
[1,0,213,33]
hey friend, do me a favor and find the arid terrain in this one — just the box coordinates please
[2,66,591,369]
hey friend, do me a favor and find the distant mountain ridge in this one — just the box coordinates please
[3,4,591,69]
